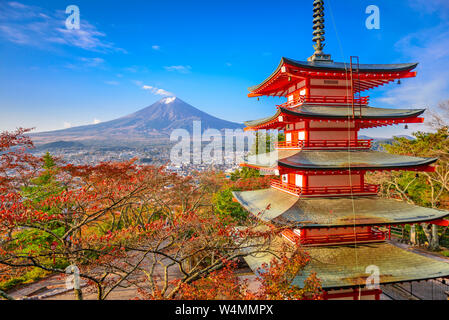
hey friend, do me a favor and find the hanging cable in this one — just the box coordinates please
[327,0,362,300]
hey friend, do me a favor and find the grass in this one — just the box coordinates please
[440,250,449,258]
[0,267,51,292]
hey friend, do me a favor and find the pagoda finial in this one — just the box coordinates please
[308,0,332,62]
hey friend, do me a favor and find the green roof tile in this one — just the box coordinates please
[242,149,437,171]
[232,188,449,227]
[293,243,449,289]
[244,240,449,290]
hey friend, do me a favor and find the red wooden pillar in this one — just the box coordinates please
[375,289,381,300]
[304,120,310,144]
[305,78,311,98]
[353,288,359,300]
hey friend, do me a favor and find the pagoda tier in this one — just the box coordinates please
[232,188,449,228]
[244,105,425,131]
[248,57,417,98]
[278,150,436,171]
[243,239,449,293]
[242,149,436,198]
[234,187,449,247]
[243,149,436,172]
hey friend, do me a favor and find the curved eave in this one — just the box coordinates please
[292,242,449,290]
[243,106,426,131]
[272,196,449,229]
[282,57,418,73]
[232,188,449,228]
[248,58,285,94]
[248,57,418,96]
[243,240,449,290]
[278,151,438,171]
[278,158,438,171]
[241,149,301,170]
[244,109,281,129]
[280,106,426,120]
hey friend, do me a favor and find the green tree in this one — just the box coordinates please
[22,152,64,206]
[214,167,271,223]
[213,188,248,223]
[368,127,449,250]
[383,127,449,208]
[230,167,261,181]
[4,153,70,293]
[249,131,283,155]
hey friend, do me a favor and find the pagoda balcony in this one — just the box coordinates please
[270,179,380,197]
[275,139,372,150]
[281,229,386,246]
[277,95,370,109]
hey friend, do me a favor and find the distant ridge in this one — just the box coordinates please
[31,97,244,146]
[37,141,85,149]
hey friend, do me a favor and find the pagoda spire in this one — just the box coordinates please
[308,0,332,62]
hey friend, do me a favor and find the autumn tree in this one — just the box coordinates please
[0,129,320,300]
[0,128,41,193]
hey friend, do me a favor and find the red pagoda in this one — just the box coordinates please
[233,0,449,300]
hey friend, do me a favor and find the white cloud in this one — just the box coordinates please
[93,118,101,124]
[152,45,160,50]
[373,23,449,113]
[407,0,449,18]
[164,65,191,73]
[141,84,173,96]
[63,121,72,128]
[0,1,124,53]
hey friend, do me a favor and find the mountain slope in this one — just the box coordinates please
[32,97,244,145]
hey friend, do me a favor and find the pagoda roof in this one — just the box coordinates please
[244,240,449,290]
[232,188,449,227]
[244,108,282,129]
[248,57,418,97]
[244,105,425,129]
[281,105,425,120]
[243,149,300,170]
[294,243,449,289]
[283,58,418,72]
[242,149,437,172]
[278,150,437,171]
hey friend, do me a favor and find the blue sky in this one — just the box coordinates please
[1,0,448,138]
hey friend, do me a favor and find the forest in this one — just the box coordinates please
[0,102,448,300]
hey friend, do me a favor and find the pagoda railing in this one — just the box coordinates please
[281,228,386,246]
[275,139,372,150]
[277,95,369,109]
[299,230,385,246]
[270,179,301,195]
[271,179,380,197]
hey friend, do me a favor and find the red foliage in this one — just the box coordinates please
[0,129,321,300]
[0,128,41,193]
